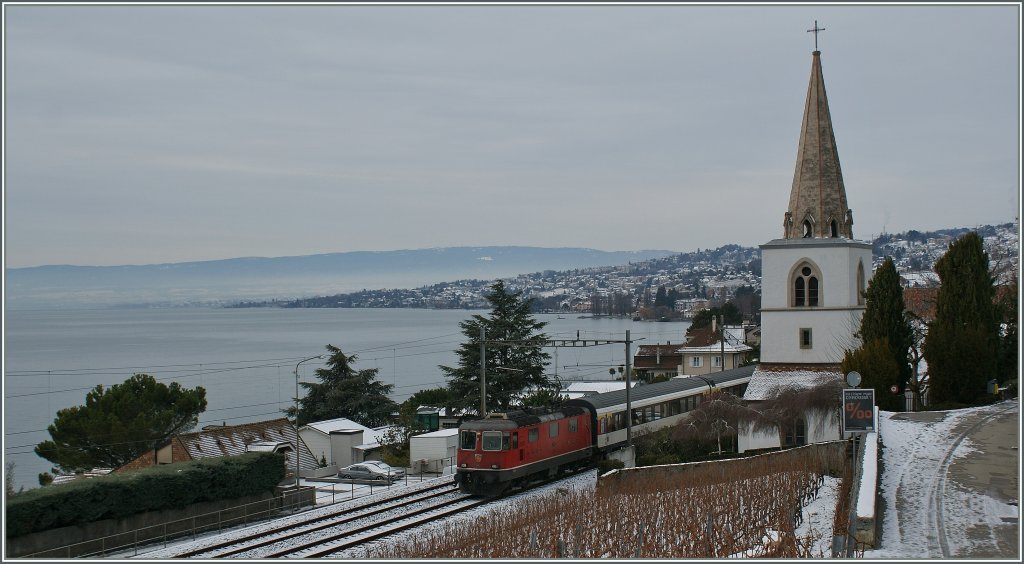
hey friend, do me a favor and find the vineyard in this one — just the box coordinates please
[369,444,849,558]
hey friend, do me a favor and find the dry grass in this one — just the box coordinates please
[369,446,847,558]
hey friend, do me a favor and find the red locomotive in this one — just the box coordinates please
[454,405,593,496]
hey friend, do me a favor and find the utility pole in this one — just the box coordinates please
[625,330,633,447]
[720,315,726,372]
[480,326,487,416]
[482,333,639,447]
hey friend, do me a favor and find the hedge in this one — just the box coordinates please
[5,451,285,538]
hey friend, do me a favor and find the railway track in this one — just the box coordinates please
[157,480,460,558]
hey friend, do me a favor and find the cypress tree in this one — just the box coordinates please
[924,232,999,405]
[858,257,914,392]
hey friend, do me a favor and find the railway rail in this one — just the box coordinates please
[157,480,459,558]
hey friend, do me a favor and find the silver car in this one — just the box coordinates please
[338,463,394,482]
[363,460,406,480]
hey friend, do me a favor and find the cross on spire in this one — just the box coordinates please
[807,20,825,51]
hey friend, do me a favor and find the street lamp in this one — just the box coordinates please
[694,375,716,394]
[294,354,325,488]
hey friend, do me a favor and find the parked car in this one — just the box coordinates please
[362,460,406,480]
[338,463,396,482]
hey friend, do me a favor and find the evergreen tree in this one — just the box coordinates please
[857,257,914,393]
[924,232,1000,404]
[290,344,397,427]
[841,338,903,411]
[440,281,551,414]
[35,374,207,472]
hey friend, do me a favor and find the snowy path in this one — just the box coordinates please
[866,401,1019,559]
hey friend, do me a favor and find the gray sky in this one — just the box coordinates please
[3,3,1020,268]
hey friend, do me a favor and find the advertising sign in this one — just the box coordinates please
[842,388,875,433]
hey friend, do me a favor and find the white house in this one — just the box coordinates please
[298,417,374,469]
[409,428,459,473]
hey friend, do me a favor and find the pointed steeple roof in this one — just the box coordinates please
[783,50,853,239]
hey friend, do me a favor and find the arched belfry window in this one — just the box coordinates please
[792,262,822,307]
[802,220,813,238]
[830,220,839,238]
[857,261,866,305]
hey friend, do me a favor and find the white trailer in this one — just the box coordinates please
[409,428,459,473]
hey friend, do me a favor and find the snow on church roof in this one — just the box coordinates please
[744,365,843,401]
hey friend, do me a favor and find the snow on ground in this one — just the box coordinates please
[863,401,1019,559]
[120,402,1018,559]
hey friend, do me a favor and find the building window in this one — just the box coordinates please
[712,356,722,368]
[690,356,703,368]
[784,418,807,447]
[793,263,822,307]
[800,328,813,349]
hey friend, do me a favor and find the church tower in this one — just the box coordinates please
[758,49,872,367]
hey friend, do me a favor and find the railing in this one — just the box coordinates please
[20,456,458,559]
[21,488,313,559]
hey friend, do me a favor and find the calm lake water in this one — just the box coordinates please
[3,307,689,490]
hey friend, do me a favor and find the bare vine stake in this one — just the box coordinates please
[635,520,646,558]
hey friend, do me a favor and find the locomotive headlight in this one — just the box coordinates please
[460,463,467,468]
[491,464,499,469]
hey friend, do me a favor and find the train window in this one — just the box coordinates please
[482,431,502,451]
[460,431,477,450]
[511,433,519,449]
[528,428,539,443]
[502,432,511,450]
[569,417,578,432]
[549,422,559,438]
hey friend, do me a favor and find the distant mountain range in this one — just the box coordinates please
[4,247,679,309]
[6,223,1017,310]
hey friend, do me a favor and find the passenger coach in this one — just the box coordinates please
[565,364,754,452]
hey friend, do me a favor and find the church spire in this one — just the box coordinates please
[783,49,853,240]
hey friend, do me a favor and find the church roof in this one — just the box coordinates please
[744,365,843,401]
[784,50,853,240]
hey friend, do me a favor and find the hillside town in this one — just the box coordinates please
[258,222,1018,317]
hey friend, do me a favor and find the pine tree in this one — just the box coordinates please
[924,232,999,405]
[35,374,207,472]
[857,257,914,393]
[440,281,551,414]
[291,344,397,427]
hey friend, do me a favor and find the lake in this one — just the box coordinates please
[4,307,689,491]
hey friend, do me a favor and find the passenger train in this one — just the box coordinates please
[454,364,754,495]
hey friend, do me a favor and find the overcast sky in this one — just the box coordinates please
[3,3,1020,268]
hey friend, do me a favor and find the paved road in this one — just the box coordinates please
[877,401,1019,559]
[943,402,1019,558]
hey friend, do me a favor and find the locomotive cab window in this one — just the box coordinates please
[549,422,559,438]
[502,432,511,450]
[569,417,578,433]
[482,431,503,451]
[528,428,539,443]
[460,431,477,450]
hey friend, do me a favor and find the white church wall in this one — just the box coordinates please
[760,239,872,310]
[760,308,863,363]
